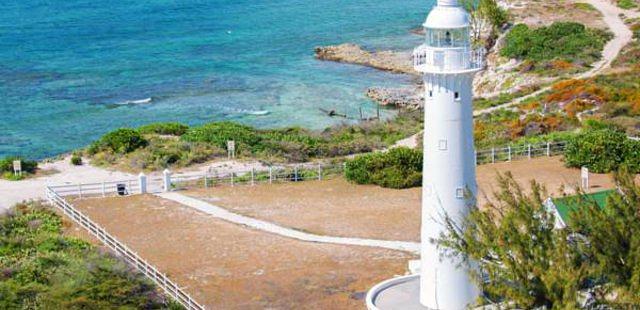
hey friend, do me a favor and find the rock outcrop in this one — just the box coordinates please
[315,43,416,75]
[366,86,424,110]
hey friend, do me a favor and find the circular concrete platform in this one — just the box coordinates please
[365,274,428,310]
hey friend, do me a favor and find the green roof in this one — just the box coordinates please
[552,190,614,224]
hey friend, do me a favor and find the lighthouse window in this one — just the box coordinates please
[428,90,433,98]
[438,139,447,150]
[456,187,465,199]
[454,92,460,100]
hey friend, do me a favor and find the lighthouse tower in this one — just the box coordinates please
[365,0,484,309]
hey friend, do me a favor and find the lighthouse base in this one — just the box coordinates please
[365,274,427,310]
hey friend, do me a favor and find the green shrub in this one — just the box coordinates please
[70,154,82,166]
[89,128,148,154]
[501,22,610,68]
[182,122,261,153]
[564,129,627,173]
[0,157,38,174]
[138,122,189,136]
[623,139,640,173]
[345,147,422,189]
[0,202,176,309]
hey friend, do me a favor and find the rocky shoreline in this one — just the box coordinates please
[315,43,417,76]
[365,86,423,110]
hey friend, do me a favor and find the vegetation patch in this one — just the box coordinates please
[501,22,612,75]
[0,157,38,181]
[86,111,423,171]
[138,122,190,136]
[345,147,422,189]
[564,128,640,173]
[0,202,180,309]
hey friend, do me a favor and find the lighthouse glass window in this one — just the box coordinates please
[425,28,470,48]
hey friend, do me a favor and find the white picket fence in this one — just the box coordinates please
[45,186,206,310]
[475,141,566,165]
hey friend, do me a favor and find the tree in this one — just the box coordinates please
[570,169,640,307]
[462,0,508,45]
[439,173,590,309]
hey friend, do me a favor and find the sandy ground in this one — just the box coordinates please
[0,156,134,211]
[69,195,413,310]
[183,156,615,243]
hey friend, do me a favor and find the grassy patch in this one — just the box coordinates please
[501,22,612,75]
[87,110,423,171]
[0,202,180,309]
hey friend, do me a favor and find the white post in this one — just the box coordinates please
[78,184,82,199]
[269,166,273,184]
[138,172,147,194]
[163,169,171,192]
[251,168,255,186]
[318,164,322,181]
[231,172,234,187]
[294,166,298,181]
[474,150,478,166]
[101,182,106,197]
[527,144,531,159]
[508,146,512,162]
[546,142,551,156]
[204,174,208,188]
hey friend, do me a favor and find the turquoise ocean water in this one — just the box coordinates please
[1,0,432,159]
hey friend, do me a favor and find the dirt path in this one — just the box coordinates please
[157,191,420,254]
[473,0,636,117]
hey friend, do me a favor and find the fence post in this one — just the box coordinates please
[508,146,512,162]
[78,184,82,199]
[546,142,551,157]
[251,168,255,186]
[294,166,298,181]
[527,144,531,159]
[269,166,273,184]
[101,182,106,197]
[204,174,208,188]
[318,164,322,181]
[231,172,234,187]
[491,148,495,163]
[138,172,147,194]
[163,169,171,192]
[474,150,478,166]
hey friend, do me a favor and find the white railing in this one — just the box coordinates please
[48,179,140,198]
[475,141,566,165]
[413,45,485,73]
[45,187,206,310]
[170,163,345,190]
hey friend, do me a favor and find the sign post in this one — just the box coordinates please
[581,166,589,192]
[227,140,236,159]
[13,160,22,176]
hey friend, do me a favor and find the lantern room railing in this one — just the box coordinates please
[413,44,485,73]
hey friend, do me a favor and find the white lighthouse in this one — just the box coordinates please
[365,0,484,309]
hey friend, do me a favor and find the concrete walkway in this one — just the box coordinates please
[473,0,636,117]
[157,192,420,254]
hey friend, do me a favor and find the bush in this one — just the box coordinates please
[138,122,189,136]
[182,122,261,153]
[501,22,610,69]
[564,128,627,173]
[89,128,148,154]
[70,154,82,166]
[0,157,38,174]
[623,139,640,173]
[345,147,422,189]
